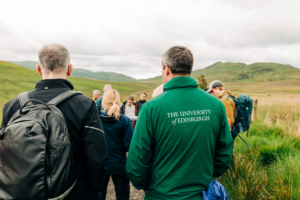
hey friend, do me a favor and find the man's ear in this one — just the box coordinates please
[36,64,42,75]
[165,65,171,76]
[67,64,73,76]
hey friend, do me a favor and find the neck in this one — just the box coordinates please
[165,73,190,83]
[173,73,190,78]
[43,73,68,80]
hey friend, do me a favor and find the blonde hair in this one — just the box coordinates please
[102,89,121,120]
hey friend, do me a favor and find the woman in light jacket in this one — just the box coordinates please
[99,89,133,200]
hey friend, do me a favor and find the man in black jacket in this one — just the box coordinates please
[135,93,147,116]
[0,44,108,200]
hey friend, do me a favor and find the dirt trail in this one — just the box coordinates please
[105,179,145,200]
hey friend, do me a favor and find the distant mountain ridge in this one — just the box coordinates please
[7,61,136,82]
[6,60,300,83]
[141,62,300,83]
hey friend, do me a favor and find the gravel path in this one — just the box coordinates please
[105,178,145,200]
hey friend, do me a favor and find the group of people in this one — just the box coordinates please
[0,44,235,200]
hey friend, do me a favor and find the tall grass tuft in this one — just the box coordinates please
[219,156,271,200]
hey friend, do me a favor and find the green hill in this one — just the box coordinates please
[191,62,299,83]
[0,60,159,122]
[143,62,300,84]
[7,60,136,82]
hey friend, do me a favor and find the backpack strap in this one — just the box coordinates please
[238,134,250,148]
[18,92,33,107]
[222,94,239,118]
[220,94,229,100]
[221,94,235,100]
[47,91,82,106]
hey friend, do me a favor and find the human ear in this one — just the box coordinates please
[165,65,171,76]
[36,64,42,75]
[67,64,73,76]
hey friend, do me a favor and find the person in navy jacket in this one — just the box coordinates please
[99,89,133,200]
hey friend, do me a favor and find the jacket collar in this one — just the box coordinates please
[100,111,118,123]
[163,76,198,92]
[35,79,74,90]
[219,90,236,99]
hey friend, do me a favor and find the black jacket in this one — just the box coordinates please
[1,79,109,200]
[135,100,146,116]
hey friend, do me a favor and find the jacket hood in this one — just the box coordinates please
[163,76,198,92]
[100,111,118,123]
[219,91,236,99]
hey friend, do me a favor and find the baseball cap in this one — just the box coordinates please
[207,80,223,93]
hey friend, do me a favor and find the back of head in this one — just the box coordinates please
[152,84,164,97]
[103,89,121,120]
[128,96,134,101]
[208,80,224,91]
[103,84,112,93]
[38,44,70,74]
[162,46,194,74]
[93,90,101,95]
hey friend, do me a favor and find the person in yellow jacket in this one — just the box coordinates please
[207,80,236,170]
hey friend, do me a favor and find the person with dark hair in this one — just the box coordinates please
[126,46,233,200]
[121,96,136,117]
[135,93,147,116]
[121,96,137,129]
[99,89,133,200]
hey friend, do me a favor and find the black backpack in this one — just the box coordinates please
[0,91,81,200]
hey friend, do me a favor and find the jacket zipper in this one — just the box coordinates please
[48,143,71,161]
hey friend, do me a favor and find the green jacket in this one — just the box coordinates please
[95,96,102,111]
[126,76,233,200]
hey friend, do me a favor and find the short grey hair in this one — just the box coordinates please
[162,46,194,74]
[93,90,101,95]
[38,44,70,74]
[103,84,112,92]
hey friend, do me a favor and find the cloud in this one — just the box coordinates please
[0,0,300,79]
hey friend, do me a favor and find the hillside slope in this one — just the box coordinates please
[191,62,299,83]
[142,62,300,84]
[7,60,136,82]
[0,60,157,102]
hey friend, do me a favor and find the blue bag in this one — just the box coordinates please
[202,180,229,200]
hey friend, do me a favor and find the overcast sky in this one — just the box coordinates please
[1,0,300,79]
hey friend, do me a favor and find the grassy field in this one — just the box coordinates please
[0,60,161,125]
[1,60,300,199]
[217,90,300,199]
